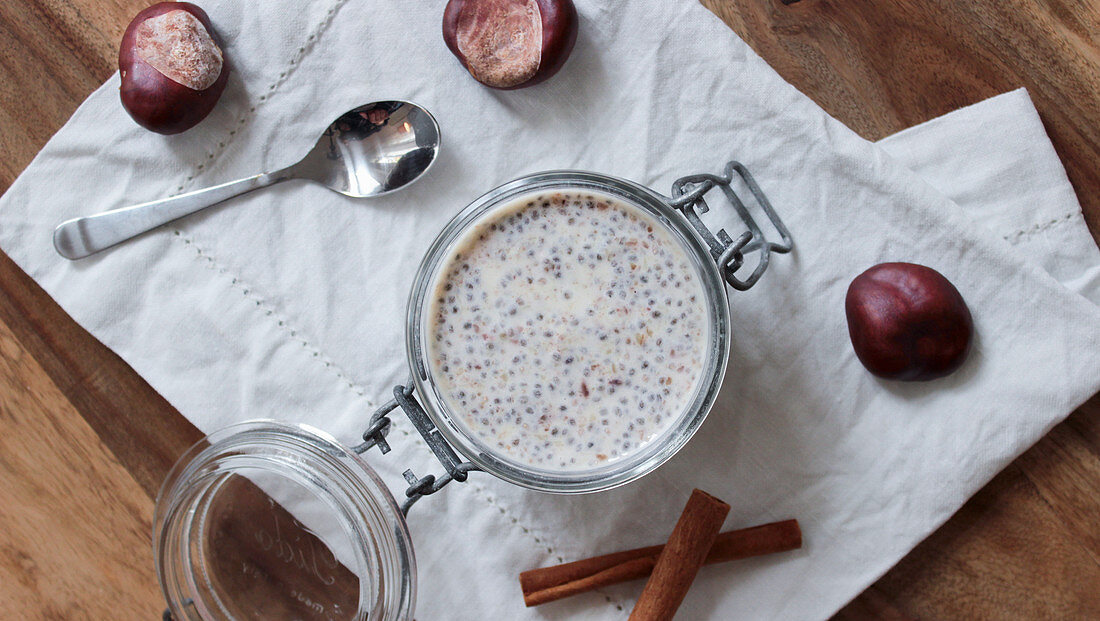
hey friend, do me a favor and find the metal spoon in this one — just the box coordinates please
[53,100,441,260]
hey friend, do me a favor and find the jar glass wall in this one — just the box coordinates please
[154,421,415,621]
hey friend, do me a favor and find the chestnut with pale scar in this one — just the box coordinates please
[119,2,229,134]
[443,0,578,89]
[427,191,710,470]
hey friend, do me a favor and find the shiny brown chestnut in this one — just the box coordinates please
[119,2,228,134]
[443,0,578,89]
[845,262,973,381]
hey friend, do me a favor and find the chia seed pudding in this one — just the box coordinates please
[426,190,709,471]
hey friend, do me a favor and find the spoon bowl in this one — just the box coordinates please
[299,101,440,198]
[53,100,440,260]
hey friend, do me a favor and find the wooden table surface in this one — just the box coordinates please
[2,1,1098,618]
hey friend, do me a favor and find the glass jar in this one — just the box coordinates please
[408,171,732,493]
[155,161,791,620]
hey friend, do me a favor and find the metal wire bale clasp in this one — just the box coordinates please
[353,380,480,515]
[668,161,793,290]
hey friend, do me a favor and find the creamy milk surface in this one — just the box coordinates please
[427,190,710,471]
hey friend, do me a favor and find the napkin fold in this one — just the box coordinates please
[877,91,1100,304]
[2,1,1099,619]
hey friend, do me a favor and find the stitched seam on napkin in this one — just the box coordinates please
[172,0,350,195]
[164,0,372,411]
[1003,211,1081,243]
[173,233,435,453]
[172,230,392,407]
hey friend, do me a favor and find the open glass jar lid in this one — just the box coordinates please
[155,421,414,621]
[155,161,791,620]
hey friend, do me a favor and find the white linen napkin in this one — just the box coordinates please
[2,1,1099,618]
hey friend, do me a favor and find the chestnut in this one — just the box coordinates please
[845,262,973,381]
[119,2,228,134]
[443,0,578,89]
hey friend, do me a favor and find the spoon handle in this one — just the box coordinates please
[53,168,293,260]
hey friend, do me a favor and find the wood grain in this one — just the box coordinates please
[0,0,1097,619]
[0,312,162,619]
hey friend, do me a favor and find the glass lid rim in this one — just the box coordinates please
[154,418,406,521]
[404,170,732,493]
[153,419,416,621]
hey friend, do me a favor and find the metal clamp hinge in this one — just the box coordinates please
[668,161,793,291]
[353,380,480,515]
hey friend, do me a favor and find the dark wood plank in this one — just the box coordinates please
[0,0,128,188]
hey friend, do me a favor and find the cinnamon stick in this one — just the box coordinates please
[519,519,801,607]
[629,489,729,620]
